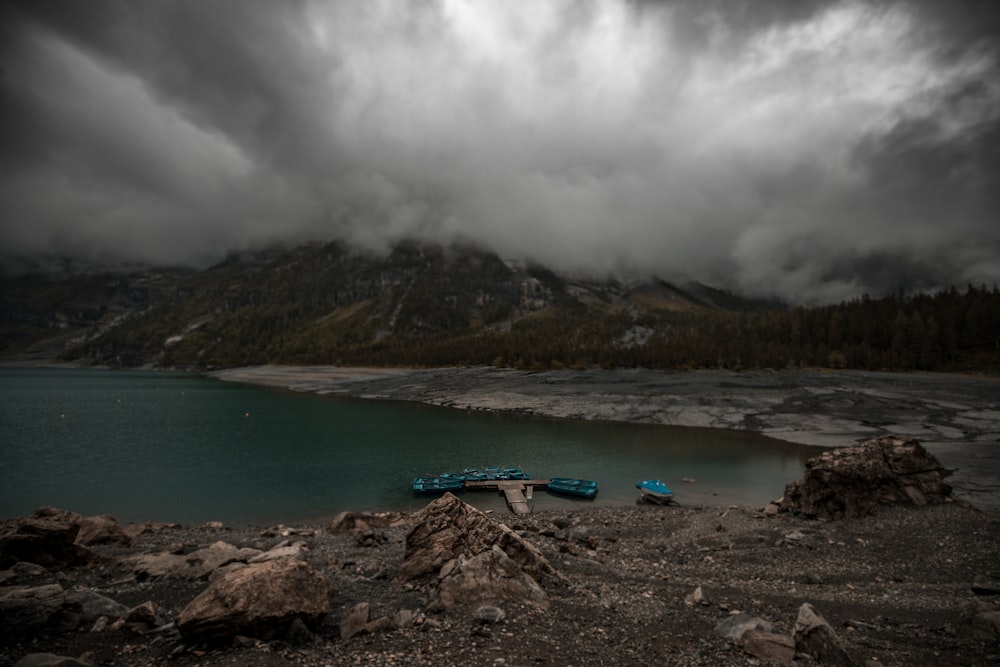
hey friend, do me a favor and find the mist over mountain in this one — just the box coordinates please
[2,0,998,304]
[2,240,998,373]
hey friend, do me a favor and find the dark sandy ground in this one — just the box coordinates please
[211,366,1000,511]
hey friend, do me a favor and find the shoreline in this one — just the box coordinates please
[210,364,1000,512]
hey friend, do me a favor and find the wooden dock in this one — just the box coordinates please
[464,479,549,515]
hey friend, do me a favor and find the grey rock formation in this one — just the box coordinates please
[32,507,131,547]
[176,558,330,643]
[0,584,82,636]
[401,493,560,582]
[782,435,952,519]
[125,541,260,580]
[0,519,94,570]
[437,545,548,610]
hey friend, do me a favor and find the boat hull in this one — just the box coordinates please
[636,479,674,504]
[547,477,599,499]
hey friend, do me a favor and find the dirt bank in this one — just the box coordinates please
[210,365,1000,511]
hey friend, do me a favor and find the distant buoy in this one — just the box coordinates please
[60,413,65,419]
[245,411,250,418]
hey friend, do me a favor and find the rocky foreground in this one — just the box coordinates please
[2,437,999,667]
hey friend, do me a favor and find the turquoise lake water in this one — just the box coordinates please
[0,367,823,524]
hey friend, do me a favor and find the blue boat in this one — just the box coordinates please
[546,477,599,499]
[412,477,464,494]
[462,467,489,482]
[636,479,675,505]
[503,466,529,480]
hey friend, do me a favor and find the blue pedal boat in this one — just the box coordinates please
[412,477,464,494]
[546,477,599,499]
[636,479,675,505]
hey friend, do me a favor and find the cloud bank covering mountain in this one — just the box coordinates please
[1,0,998,303]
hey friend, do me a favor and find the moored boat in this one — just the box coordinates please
[636,479,675,505]
[412,477,464,494]
[546,477,598,499]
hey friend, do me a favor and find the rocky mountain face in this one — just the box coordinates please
[0,241,756,369]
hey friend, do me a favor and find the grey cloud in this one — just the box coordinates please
[1,0,998,303]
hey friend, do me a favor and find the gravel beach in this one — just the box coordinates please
[2,500,997,666]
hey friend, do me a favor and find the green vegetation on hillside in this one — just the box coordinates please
[3,241,998,373]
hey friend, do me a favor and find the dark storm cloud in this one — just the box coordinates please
[1,0,998,302]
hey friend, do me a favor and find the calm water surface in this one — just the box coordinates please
[0,368,822,524]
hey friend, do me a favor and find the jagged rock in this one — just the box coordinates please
[437,545,548,610]
[738,629,796,666]
[782,435,952,520]
[327,511,407,534]
[32,508,131,547]
[125,601,162,627]
[401,493,560,583]
[339,601,371,640]
[247,541,307,563]
[125,541,260,580]
[715,612,775,640]
[13,653,93,667]
[176,558,330,643]
[959,601,1000,641]
[69,590,128,625]
[0,584,83,636]
[0,519,94,570]
[793,603,854,666]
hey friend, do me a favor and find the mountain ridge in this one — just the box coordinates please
[2,240,997,373]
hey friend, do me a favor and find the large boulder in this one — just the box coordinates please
[437,545,549,610]
[176,558,330,643]
[0,519,94,570]
[32,507,131,547]
[781,435,952,520]
[0,584,83,636]
[124,541,261,580]
[401,493,560,582]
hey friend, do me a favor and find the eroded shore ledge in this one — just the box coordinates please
[210,365,1000,510]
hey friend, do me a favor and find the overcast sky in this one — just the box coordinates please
[2,0,998,302]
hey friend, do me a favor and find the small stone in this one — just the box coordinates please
[793,603,854,667]
[684,586,711,607]
[739,629,795,666]
[125,601,160,627]
[339,602,370,640]
[394,609,414,628]
[972,574,1000,596]
[285,617,315,645]
[474,605,506,624]
[715,613,774,640]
